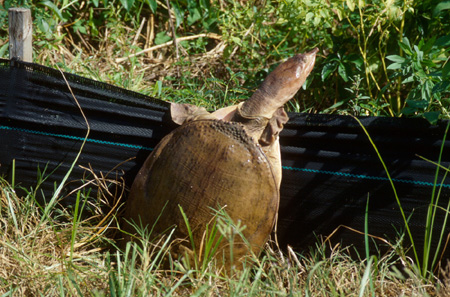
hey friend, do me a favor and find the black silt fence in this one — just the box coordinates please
[1,58,450,260]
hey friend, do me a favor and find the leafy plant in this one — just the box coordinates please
[386,36,450,124]
[2,0,449,118]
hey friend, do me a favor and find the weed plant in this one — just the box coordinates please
[1,130,450,295]
[0,0,449,119]
[0,174,449,296]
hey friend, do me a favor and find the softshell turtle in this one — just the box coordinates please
[123,48,318,266]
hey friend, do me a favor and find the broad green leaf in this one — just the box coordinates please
[37,17,50,34]
[346,0,355,11]
[39,1,64,21]
[413,61,423,72]
[230,36,242,46]
[399,38,413,55]
[313,16,321,26]
[187,8,201,25]
[335,6,344,20]
[423,111,440,124]
[432,81,450,94]
[154,31,171,45]
[386,55,406,63]
[399,43,413,55]
[119,0,135,11]
[406,99,428,109]
[443,61,450,77]
[171,1,183,28]
[321,62,338,81]
[73,22,87,34]
[416,69,427,79]
[418,38,425,49]
[432,0,450,16]
[436,35,450,47]
[302,74,315,90]
[305,12,314,22]
[414,45,423,61]
[146,0,157,13]
[421,37,436,53]
[422,80,433,100]
[154,80,163,97]
[401,76,414,83]
[346,54,363,67]
[407,88,421,101]
[338,62,349,82]
[0,43,8,58]
[421,59,437,68]
[387,63,403,70]
[401,106,417,115]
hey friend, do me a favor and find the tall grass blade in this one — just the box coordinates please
[190,285,210,297]
[201,218,224,272]
[148,228,176,272]
[359,256,373,297]
[164,271,193,297]
[364,195,376,297]
[42,68,90,220]
[423,121,450,277]
[305,260,325,297]
[4,189,18,230]
[431,174,450,273]
[11,159,15,189]
[58,274,65,297]
[0,288,16,297]
[352,116,421,274]
[364,195,370,259]
[178,205,198,268]
[248,265,263,295]
[69,191,87,262]
[67,269,84,296]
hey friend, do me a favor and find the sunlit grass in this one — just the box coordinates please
[1,173,449,296]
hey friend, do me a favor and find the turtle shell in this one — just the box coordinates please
[124,119,279,264]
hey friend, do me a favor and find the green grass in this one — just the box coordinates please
[2,0,449,118]
[0,175,447,296]
[353,116,450,280]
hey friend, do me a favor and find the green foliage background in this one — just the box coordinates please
[1,0,449,122]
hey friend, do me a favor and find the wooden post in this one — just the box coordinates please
[9,8,32,62]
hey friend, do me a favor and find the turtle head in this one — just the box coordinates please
[238,48,318,119]
[261,48,318,108]
[170,48,318,132]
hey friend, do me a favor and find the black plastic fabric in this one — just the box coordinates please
[1,58,449,260]
[0,58,174,202]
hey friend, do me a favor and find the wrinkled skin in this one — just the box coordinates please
[122,48,318,267]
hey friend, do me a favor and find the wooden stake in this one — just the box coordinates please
[9,8,32,62]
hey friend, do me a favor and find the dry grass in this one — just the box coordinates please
[1,172,450,296]
[35,18,232,100]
